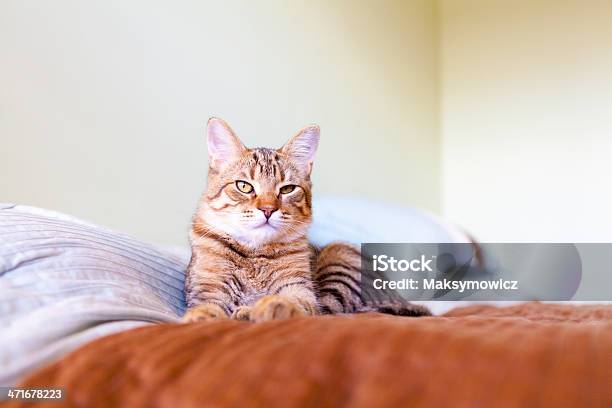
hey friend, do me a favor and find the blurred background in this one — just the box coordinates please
[1,0,611,245]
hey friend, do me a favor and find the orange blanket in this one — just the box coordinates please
[8,303,612,407]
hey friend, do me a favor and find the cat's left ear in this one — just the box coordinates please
[281,125,320,175]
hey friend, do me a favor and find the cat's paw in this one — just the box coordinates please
[182,304,228,323]
[231,306,252,321]
[249,295,307,322]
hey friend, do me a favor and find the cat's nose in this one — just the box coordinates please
[258,205,278,219]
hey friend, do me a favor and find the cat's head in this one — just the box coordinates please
[196,117,319,247]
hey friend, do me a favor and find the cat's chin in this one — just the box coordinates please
[218,222,277,248]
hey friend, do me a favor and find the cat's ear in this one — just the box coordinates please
[207,117,246,169]
[281,125,320,175]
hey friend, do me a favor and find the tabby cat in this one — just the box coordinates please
[183,118,430,322]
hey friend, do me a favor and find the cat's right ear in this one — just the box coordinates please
[207,117,246,169]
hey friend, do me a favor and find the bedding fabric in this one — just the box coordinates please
[0,204,186,386]
[0,200,470,386]
[8,303,612,407]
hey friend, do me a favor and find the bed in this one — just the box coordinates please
[1,202,610,407]
[7,303,612,407]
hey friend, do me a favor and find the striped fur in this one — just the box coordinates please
[183,118,429,322]
[314,242,430,316]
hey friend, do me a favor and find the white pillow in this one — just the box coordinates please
[309,196,469,245]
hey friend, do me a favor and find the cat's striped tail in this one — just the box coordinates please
[313,242,431,317]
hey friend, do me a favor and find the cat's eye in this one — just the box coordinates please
[235,180,254,194]
[279,184,297,194]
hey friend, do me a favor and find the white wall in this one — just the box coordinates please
[0,0,440,245]
[440,0,612,242]
[4,0,611,245]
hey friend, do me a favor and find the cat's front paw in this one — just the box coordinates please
[249,295,307,322]
[231,306,252,321]
[182,304,228,323]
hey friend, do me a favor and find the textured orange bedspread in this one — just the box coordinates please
[8,303,612,407]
